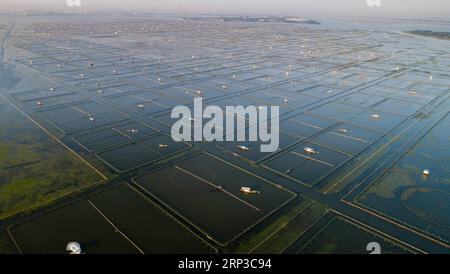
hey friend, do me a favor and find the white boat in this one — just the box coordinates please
[370,114,381,119]
[158,144,168,148]
[237,145,251,151]
[304,147,319,154]
[240,187,260,194]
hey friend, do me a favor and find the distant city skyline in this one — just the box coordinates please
[2,0,450,19]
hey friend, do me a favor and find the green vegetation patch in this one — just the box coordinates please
[230,198,323,254]
[250,202,327,254]
[0,98,103,220]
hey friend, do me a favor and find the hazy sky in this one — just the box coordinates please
[2,0,450,19]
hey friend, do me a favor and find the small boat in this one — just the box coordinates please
[158,144,168,149]
[423,169,430,176]
[240,187,260,194]
[304,147,319,154]
[129,129,139,134]
[370,114,381,119]
[338,129,350,134]
[137,104,146,109]
[237,145,251,151]
[36,101,44,107]
[89,117,95,122]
